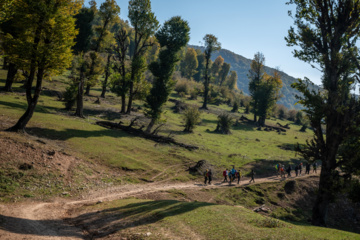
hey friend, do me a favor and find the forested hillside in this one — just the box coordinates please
[190,45,320,109]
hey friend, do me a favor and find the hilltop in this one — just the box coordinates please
[190,45,320,110]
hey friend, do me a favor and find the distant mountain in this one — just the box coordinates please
[189,45,320,110]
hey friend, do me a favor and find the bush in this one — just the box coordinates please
[215,113,233,134]
[295,111,303,125]
[63,82,78,110]
[231,101,239,113]
[183,106,201,132]
[175,79,190,95]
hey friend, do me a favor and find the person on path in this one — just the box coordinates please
[287,165,292,177]
[249,170,255,183]
[299,163,303,176]
[204,169,208,185]
[208,169,212,185]
[313,162,317,173]
[228,170,233,185]
[223,169,228,182]
[295,164,299,177]
[236,169,241,184]
[275,164,279,176]
[305,163,310,174]
[280,165,285,178]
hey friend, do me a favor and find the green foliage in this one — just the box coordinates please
[145,16,190,132]
[174,79,190,95]
[183,106,201,133]
[180,47,198,79]
[63,81,78,110]
[215,113,233,134]
[73,6,95,54]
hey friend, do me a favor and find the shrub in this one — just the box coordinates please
[63,82,77,110]
[231,101,239,113]
[183,106,201,132]
[295,111,303,125]
[215,113,233,134]
[175,79,190,95]
[287,109,297,121]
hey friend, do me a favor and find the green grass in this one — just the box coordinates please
[0,68,312,186]
[71,198,360,240]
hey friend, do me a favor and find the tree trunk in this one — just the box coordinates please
[85,83,91,96]
[75,73,85,118]
[121,92,126,113]
[101,54,111,98]
[3,57,8,69]
[3,63,17,92]
[146,118,156,134]
[201,78,209,109]
[126,81,134,114]
[7,66,44,132]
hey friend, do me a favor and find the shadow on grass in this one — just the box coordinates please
[68,200,214,239]
[27,126,132,141]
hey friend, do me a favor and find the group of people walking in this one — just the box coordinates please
[275,162,318,178]
[203,161,319,185]
[204,167,256,185]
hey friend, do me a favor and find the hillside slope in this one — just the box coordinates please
[190,45,320,109]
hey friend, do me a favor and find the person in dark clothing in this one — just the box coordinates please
[204,169,208,185]
[298,163,303,176]
[287,165,292,177]
[208,169,212,185]
[313,162,317,173]
[249,170,255,183]
[295,165,299,177]
[305,163,311,174]
[223,169,228,182]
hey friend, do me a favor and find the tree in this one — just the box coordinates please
[180,48,198,79]
[225,70,238,90]
[111,27,130,113]
[219,62,231,86]
[72,6,95,54]
[286,0,360,226]
[201,34,221,109]
[0,0,15,23]
[255,70,282,126]
[248,52,265,122]
[84,0,120,96]
[193,51,205,82]
[145,16,190,133]
[127,0,159,114]
[183,106,201,132]
[211,55,224,84]
[4,0,81,132]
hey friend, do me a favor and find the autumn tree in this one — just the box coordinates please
[286,0,360,226]
[211,55,224,83]
[201,34,221,109]
[180,48,198,79]
[4,0,81,132]
[127,0,159,114]
[145,16,190,133]
[248,52,265,122]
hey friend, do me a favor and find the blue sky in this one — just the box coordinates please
[92,0,322,85]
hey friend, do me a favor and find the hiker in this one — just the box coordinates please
[280,165,285,178]
[286,165,292,177]
[294,164,299,177]
[204,169,209,185]
[275,164,279,176]
[228,170,233,185]
[223,169,228,182]
[305,163,310,174]
[236,169,241,184]
[249,170,255,183]
[299,163,303,176]
[208,169,212,185]
[313,162,317,173]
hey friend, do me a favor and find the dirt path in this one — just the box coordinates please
[0,174,318,240]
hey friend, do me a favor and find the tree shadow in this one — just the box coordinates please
[0,214,83,238]
[26,127,131,141]
[67,200,214,239]
[0,200,214,239]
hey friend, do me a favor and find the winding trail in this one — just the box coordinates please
[0,174,318,240]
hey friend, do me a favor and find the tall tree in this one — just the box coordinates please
[72,6,95,54]
[111,27,130,113]
[145,16,190,133]
[248,52,265,122]
[84,0,120,96]
[4,0,81,132]
[286,0,360,226]
[180,48,198,79]
[225,70,238,90]
[193,51,205,82]
[219,62,230,86]
[201,34,221,109]
[211,55,224,83]
[127,0,159,114]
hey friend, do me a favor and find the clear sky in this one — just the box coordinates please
[93,0,323,85]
